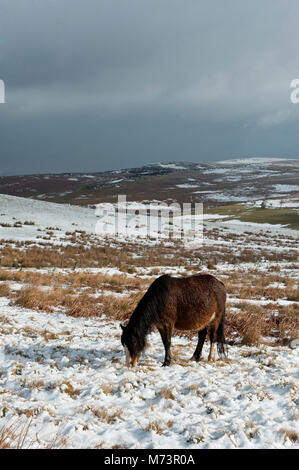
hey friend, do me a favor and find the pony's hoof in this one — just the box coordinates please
[190,355,200,362]
[162,361,171,367]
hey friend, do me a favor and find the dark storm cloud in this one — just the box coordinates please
[0,0,299,174]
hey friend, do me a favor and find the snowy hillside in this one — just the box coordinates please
[0,194,97,243]
[1,193,298,246]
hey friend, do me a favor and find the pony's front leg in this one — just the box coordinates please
[158,326,172,367]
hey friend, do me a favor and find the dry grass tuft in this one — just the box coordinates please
[88,406,123,423]
[145,421,164,435]
[0,419,32,449]
[0,282,11,297]
[280,428,298,444]
[160,388,176,400]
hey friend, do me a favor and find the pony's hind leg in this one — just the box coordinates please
[157,326,172,367]
[190,328,207,362]
[209,310,227,361]
[208,325,217,361]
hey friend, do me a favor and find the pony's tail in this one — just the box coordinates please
[217,309,227,358]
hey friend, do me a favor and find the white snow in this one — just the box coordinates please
[106,179,123,184]
[0,297,298,449]
[176,183,199,189]
[0,194,98,242]
[194,191,257,202]
[272,185,299,193]
[216,157,298,166]
[157,163,187,170]
[203,214,230,220]
[246,198,299,209]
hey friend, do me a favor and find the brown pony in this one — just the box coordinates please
[121,273,227,367]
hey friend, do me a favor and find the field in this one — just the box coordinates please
[0,190,298,449]
[206,204,299,230]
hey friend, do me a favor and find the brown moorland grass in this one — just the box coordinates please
[1,231,298,270]
[3,286,299,345]
[0,269,148,292]
[0,229,298,347]
[14,287,100,316]
[1,260,298,344]
[5,265,297,306]
[0,281,11,297]
[12,284,144,320]
[225,302,299,345]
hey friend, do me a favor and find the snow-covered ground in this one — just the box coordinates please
[0,297,298,449]
[273,184,299,193]
[1,193,298,246]
[176,183,200,189]
[0,193,98,243]
[0,193,298,449]
[215,157,298,166]
[156,163,187,170]
[247,198,299,209]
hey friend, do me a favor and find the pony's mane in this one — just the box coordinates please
[128,274,170,349]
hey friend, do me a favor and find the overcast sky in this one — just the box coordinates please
[0,0,299,175]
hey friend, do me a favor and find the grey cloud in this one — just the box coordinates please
[0,0,299,174]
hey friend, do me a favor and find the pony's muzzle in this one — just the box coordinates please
[130,356,138,367]
[124,345,131,366]
[124,346,139,367]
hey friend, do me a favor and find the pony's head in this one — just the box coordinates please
[120,324,143,367]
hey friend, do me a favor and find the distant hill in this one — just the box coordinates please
[0,158,298,207]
